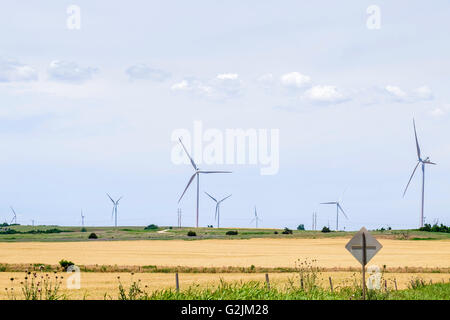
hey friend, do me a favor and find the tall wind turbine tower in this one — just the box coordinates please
[250,207,262,228]
[178,138,231,228]
[205,192,231,228]
[107,194,123,227]
[81,209,85,227]
[10,207,17,225]
[320,192,348,231]
[403,119,436,228]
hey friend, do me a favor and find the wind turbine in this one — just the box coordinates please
[320,192,348,231]
[107,193,123,227]
[204,192,231,228]
[250,207,262,228]
[403,119,436,228]
[81,209,85,227]
[10,207,17,225]
[177,138,231,228]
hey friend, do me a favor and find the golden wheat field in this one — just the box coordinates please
[0,238,449,269]
[1,271,449,300]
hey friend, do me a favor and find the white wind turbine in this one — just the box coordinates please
[205,192,231,228]
[10,207,17,225]
[178,138,231,228]
[81,209,85,227]
[320,190,349,231]
[403,119,436,228]
[250,206,262,228]
[107,194,123,227]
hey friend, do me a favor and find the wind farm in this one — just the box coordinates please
[1,1,450,303]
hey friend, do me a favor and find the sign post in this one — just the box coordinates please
[345,227,382,300]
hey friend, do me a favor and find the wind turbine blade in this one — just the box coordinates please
[204,191,217,202]
[339,187,348,203]
[413,119,421,160]
[337,203,349,219]
[106,193,115,204]
[403,161,420,197]
[250,218,255,224]
[179,138,198,170]
[10,207,16,215]
[116,196,123,203]
[219,194,232,203]
[424,160,436,165]
[321,202,337,205]
[198,171,232,174]
[178,173,197,203]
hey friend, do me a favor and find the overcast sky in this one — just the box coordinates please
[1,1,449,230]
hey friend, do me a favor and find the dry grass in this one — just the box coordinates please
[0,238,449,268]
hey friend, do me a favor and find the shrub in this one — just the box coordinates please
[282,227,293,235]
[80,227,87,232]
[419,223,449,233]
[297,224,305,231]
[59,259,74,271]
[321,226,331,233]
[144,224,158,230]
[274,231,278,234]
[88,232,98,239]
[187,231,196,237]
[226,230,238,235]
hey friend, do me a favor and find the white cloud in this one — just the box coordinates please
[414,85,433,101]
[217,73,238,80]
[385,85,408,100]
[384,85,434,103]
[126,64,169,81]
[280,72,311,89]
[171,74,243,100]
[303,85,347,104]
[48,60,97,83]
[0,58,38,82]
[430,104,450,117]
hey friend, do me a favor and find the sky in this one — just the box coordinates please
[0,1,449,230]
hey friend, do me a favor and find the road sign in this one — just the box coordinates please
[345,227,382,300]
[345,227,382,265]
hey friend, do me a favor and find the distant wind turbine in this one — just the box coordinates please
[403,119,436,228]
[177,138,231,228]
[320,191,348,231]
[250,207,262,228]
[81,209,85,227]
[205,192,231,228]
[107,194,123,227]
[10,207,17,225]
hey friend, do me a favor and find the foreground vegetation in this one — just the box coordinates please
[115,279,450,300]
[0,225,449,242]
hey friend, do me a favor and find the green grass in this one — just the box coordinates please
[114,280,450,300]
[0,225,449,242]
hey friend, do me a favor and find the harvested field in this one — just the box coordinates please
[0,239,449,269]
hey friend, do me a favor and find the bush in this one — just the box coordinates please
[88,232,98,239]
[297,224,305,231]
[226,230,238,235]
[419,223,449,233]
[144,224,158,230]
[59,259,74,271]
[274,231,278,234]
[321,226,331,233]
[282,227,293,235]
[80,227,87,232]
[187,231,196,237]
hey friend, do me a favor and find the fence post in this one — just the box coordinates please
[265,273,270,290]
[329,277,333,293]
[175,272,180,292]
[384,279,387,292]
[394,278,398,291]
